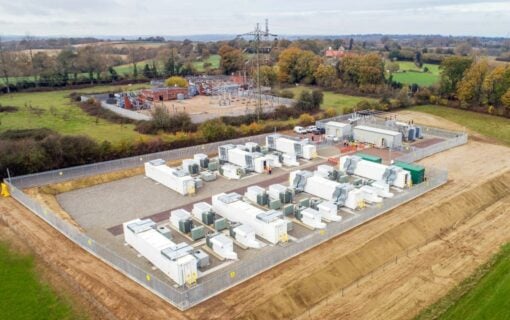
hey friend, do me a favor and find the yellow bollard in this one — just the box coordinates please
[1,183,10,197]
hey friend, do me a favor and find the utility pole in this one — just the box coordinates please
[237,20,277,121]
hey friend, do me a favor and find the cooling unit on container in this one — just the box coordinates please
[123,218,198,286]
[339,155,411,189]
[144,159,196,196]
[212,193,288,244]
[230,223,261,248]
[206,233,238,260]
[265,134,317,160]
[219,163,245,180]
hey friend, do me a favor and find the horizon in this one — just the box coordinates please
[1,0,509,38]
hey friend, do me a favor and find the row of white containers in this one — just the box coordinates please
[144,159,196,195]
[266,134,317,160]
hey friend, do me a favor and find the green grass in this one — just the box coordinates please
[416,243,510,320]
[0,242,86,320]
[390,61,441,87]
[411,105,510,146]
[0,84,151,143]
[287,86,377,114]
[192,54,221,72]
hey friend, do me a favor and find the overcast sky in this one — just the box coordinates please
[0,0,509,37]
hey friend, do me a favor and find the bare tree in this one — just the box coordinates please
[0,37,12,93]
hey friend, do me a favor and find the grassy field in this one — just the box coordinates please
[416,243,510,320]
[0,241,85,320]
[192,54,221,72]
[0,84,150,143]
[391,61,441,87]
[411,105,510,146]
[288,86,377,114]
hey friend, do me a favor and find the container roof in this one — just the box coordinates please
[354,125,402,136]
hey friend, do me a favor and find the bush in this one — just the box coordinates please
[199,119,237,142]
[0,105,18,113]
[279,90,294,99]
[136,108,195,134]
[0,128,55,141]
[164,76,188,88]
[324,107,337,118]
[298,113,315,126]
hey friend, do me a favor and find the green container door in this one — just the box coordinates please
[393,161,425,184]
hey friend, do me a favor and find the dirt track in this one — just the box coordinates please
[1,111,510,320]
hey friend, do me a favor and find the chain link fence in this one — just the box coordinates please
[5,164,448,310]
[4,116,462,310]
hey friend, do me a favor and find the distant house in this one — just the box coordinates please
[324,46,351,59]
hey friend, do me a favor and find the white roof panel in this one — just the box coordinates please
[354,125,401,136]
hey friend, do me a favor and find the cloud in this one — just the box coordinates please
[0,0,508,36]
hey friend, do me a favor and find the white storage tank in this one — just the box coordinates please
[144,159,196,196]
[353,125,402,148]
[325,121,352,139]
[123,219,198,286]
[212,193,288,244]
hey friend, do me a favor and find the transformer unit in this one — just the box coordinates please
[194,153,209,169]
[144,159,196,196]
[339,155,411,189]
[266,134,317,160]
[182,159,200,175]
[268,184,293,204]
[220,163,245,180]
[123,219,198,286]
[206,233,238,260]
[212,193,288,244]
[244,186,269,206]
[170,209,194,233]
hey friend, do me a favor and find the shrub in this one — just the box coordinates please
[164,76,188,88]
[136,108,195,134]
[324,107,337,118]
[0,105,18,113]
[298,113,315,126]
[280,90,294,99]
[199,119,237,142]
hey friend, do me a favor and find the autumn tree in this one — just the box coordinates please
[314,64,337,88]
[457,60,489,106]
[337,53,385,87]
[501,89,510,109]
[219,45,244,75]
[439,56,473,97]
[483,66,510,107]
[277,47,320,84]
[255,65,277,87]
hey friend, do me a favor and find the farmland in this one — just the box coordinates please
[0,84,150,143]
[411,105,510,146]
[288,86,377,113]
[391,61,441,87]
[0,241,85,320]
[192,54,221,72]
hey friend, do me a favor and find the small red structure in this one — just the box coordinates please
[325,47,355,59]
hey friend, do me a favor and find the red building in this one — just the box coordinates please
[139,87,189,102]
